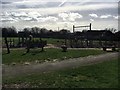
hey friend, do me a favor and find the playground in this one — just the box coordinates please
[2,23,119,88]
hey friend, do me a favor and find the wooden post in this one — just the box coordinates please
[13,39,15,47]
[26,40,30,53]
[99,40,102,48]
[86,40,88,48]
[18,36,20,43]
[65,38,67,45]
[64,33,67,45]
[73,25,75,33]
[5,36,10,54]
[22,37,24,47]
[80,39,83,47]
[10,38,11,48]
[90,40,93,48]
[90,23,92,31]
[41,43,44,52]
[26,35,33,53]
[70,39,72,48]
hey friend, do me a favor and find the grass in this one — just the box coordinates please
[4,37,118,47]
[2,37,64,46]
[42,38,64,45]
[3,59,118,88]
[2,48,106,64]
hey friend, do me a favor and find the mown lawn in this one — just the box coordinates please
[2,48,106,64]
[3,59,118,88]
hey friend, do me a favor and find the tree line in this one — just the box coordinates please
[1,26,120,54]
[1,26,120,41]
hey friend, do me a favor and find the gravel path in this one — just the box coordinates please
[2,52,118,77]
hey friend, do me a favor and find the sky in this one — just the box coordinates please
[0,0,119,32]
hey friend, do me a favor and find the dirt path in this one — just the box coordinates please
[2,52,118,77]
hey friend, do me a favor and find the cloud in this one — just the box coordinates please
[28,12,42,18]
[69,12,83,21]
[1,0,118,15]
[11,12,28,17]
[1,17,17,22]
[89,13,98,18]
[58,13,69,21]
[9,11,42,19]
[58,0,67,7]
[58,12,83,21]
[113,16,118,19]
[1,11,58,22]
[0,1,12,4]
[100,15,112,19]
[2,12,10,16]
[22,16,58,22]
[90,19,94,21]
[13,0,47,5]
[2,2,117,15]
[20,17,34,21]
[1,1,118,30]
[37,16,58,22]
[44,16,58,22]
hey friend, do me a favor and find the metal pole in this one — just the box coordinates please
[90,23,92,31]
[73,25,75,33]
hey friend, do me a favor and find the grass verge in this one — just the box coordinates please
[2,48,106,64]
[3,59,118,88]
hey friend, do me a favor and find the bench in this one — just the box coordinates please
[102,46,116,51]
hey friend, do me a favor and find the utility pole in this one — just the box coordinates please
[90,23,92,31]
[73,25,75,33]
[58,27,59,31]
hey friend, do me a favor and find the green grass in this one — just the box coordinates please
[42,38,64,45]
[2,48,106,64]
[3,59,118,88]
[2,37,64,45]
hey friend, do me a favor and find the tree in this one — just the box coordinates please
[2,26,17,37]
[60,29,70,45]
[26,35,33,53]
[40,28,48,33]
[105,28,117,33]
[2,28,10,53]
[31,27,41,37]
[8,26,17,37]
[23,27,31,39]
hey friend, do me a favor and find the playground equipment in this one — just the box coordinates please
[73,23,92,33]
[26,35,47,53]
[61,45,67,52]
[70,23,92,48]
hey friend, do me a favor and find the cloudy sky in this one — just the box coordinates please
[0,0,119,32]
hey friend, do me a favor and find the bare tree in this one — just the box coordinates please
[105,28,117,33]
[2,28,10,53]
